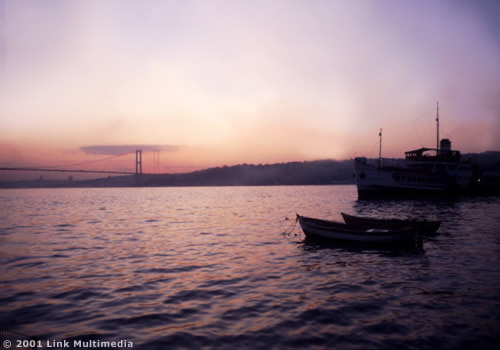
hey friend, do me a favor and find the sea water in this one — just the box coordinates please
[1,186,499,349]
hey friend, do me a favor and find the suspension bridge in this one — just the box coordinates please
[0,150,152,177]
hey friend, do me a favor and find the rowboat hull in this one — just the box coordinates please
[297,215,420,246]
[341,212,440,234]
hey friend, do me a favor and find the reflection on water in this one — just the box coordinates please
[1,186,499,349]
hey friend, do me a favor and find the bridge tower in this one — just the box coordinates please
[153,151,160,173]
[136,150,142,184]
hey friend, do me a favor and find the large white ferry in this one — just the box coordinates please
[354,105,476,198]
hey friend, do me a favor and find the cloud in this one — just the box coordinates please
[80,144,182,155]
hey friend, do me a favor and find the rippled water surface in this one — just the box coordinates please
[1,186,499,349]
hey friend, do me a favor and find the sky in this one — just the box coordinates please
[1,0,500,179]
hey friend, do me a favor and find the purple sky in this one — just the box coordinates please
[1,0,499,178]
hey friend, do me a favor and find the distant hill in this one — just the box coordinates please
[462,151,500,165]
[146,160,355,187]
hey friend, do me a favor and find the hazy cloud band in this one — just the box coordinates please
[81,145,182,155]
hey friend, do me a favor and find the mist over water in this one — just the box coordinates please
[1,186,499,349]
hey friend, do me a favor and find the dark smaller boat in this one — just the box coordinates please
[297,214,420,246]
[341,212,440,234]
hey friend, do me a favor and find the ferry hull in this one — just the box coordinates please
[354,157,472,199]
[357,186,456,199]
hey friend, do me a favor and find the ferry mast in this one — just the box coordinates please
[436,102,440,154]
[378,128,382,168]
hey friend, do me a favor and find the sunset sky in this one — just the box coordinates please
[1,0,500,179]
